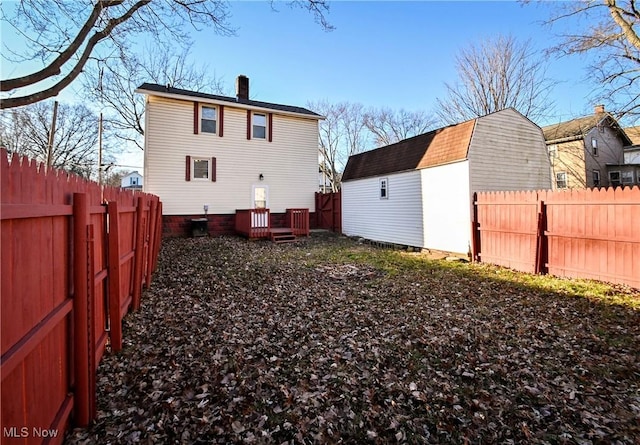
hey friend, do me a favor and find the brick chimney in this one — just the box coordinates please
[594,104,605,114]
[236,75,249,101]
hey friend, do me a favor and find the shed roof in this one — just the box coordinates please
[342,119,476,181]
[136,83,322,118]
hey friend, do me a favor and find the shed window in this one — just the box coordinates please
[556,171,567,189]
[380,178,388,199]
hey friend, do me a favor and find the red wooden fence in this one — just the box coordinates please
[315,191,341,233]
[0,149,162,444]
[474,187,640,289]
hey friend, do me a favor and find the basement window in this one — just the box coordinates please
[380,178,388,199]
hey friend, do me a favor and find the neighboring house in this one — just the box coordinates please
[542,105,632,189]
[341,108,552,254]
[136,76,323,236]
[623,126,640,164]
[120,171,143,190]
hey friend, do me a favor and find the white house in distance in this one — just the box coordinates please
[136,76,323,237]
[341,108,552,255]
[120,171,143,190]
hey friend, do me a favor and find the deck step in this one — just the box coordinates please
[270,228,296,244]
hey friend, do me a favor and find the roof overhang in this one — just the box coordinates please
[135,87,324,120]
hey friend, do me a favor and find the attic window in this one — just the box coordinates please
[380,178,388,199]
[591,138,598,156]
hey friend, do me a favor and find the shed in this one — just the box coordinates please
[341,108,552,254]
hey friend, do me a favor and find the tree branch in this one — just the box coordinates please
[1,1,124,92]
[1,0,150,109]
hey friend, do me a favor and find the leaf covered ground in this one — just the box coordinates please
[66,233,640,444]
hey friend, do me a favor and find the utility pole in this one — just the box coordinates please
[46,100,58,170]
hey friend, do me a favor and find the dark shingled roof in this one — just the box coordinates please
[342,119,476,181]
[136,83,322,117]
[541,113,607,142]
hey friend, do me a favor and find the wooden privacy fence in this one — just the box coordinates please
[1,149,162,445]
[315,191,341,233]
[473,187,640,289]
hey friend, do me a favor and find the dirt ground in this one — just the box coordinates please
[65,233,640,444]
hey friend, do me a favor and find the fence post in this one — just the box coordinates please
[132,196,147,310]
[107,201,123,352]
[471,192,481,262]
[535,199,548,275]
[72,192,92,426]
[145,198,158,289]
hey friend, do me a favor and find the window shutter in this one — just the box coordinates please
[268,113,273,142]
[211,157,217,182]
[193,102,199,134]
[219,106,224,137]
[247,110,251,140]
[185,155,191,181]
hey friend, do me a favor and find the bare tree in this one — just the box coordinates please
[82,44,225,150]
[0,0,331,109]
[364,107,438,147]
[436,35,555,124]
[540,0,640,122]
[309,100,372,192]
[0,101,101,178]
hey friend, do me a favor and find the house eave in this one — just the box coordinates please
[135,87,325,120]
[545,135,584,145]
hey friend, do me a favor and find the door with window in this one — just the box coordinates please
[252,185,269,228]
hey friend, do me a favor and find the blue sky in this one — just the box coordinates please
[1,1,603,169]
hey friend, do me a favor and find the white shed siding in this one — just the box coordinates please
[421,161,472,254]
[144,96,319,215]
[468,109,552,192]
[342,171,424,247]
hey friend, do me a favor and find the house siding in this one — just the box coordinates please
[342,171,424,248]
[421,161,472,254]
[144,96,319,215]
[468,109,552,192]
[584,126,626,187]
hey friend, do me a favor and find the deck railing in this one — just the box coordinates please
[286,208,310,236]
[235,208,270,239]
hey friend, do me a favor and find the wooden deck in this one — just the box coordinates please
[235,208,309,243]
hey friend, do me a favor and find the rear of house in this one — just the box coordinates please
[137,76,322,236]
[342,108,552,254]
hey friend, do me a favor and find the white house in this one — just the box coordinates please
[136,76,323,237]
[120,171,143,189]
[341,108,552,255]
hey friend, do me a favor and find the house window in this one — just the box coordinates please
[592,170,600,188]
[201,106,217,134]
[622,171,634,185]
[591,138,598,156]
[609,171,621,187]
[380,178,388,199]
[253,113,267,139]
[548,144,557,160]
[193,158,210,180]
[556,171,567,189]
